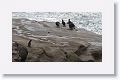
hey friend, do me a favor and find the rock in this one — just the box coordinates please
[12,18,102,62]
[12,41,28,62]
[42,47,65,62]
[74,44,89,56]
[91,49,102,60]
[65,52,82,62]
[79,54,95,62]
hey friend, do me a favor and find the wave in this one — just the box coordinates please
[12,12,102,35]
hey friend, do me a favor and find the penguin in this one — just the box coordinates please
[62,19,66,27]
[67,19,72,24]
[55,22,60,27]
[28,40,32,47]
[67,19,75,30]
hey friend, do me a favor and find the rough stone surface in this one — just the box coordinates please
[12,18,102,62]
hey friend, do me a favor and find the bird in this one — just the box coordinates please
[28,40,32,47]
[55,22,60,28]
[62,19,66,27]
[67,19,75,30]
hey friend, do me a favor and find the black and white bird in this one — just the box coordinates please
[62,19,66,27]
[55,22,60,27]
[28,40,32,47]
[67,19,75,30]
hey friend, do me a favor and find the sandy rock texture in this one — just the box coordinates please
[12,18,102,62]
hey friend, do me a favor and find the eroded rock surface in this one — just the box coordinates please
[12,18,102,62]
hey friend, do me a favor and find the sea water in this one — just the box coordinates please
[12,12,102,35]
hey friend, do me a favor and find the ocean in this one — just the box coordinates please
[12,12,102,35]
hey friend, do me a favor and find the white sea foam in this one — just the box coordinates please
[12,12,102,35]
[89,42,102,46]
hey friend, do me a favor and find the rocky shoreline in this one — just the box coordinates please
[12,18,102,62]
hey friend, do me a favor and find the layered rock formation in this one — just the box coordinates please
[12,18,102,62]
